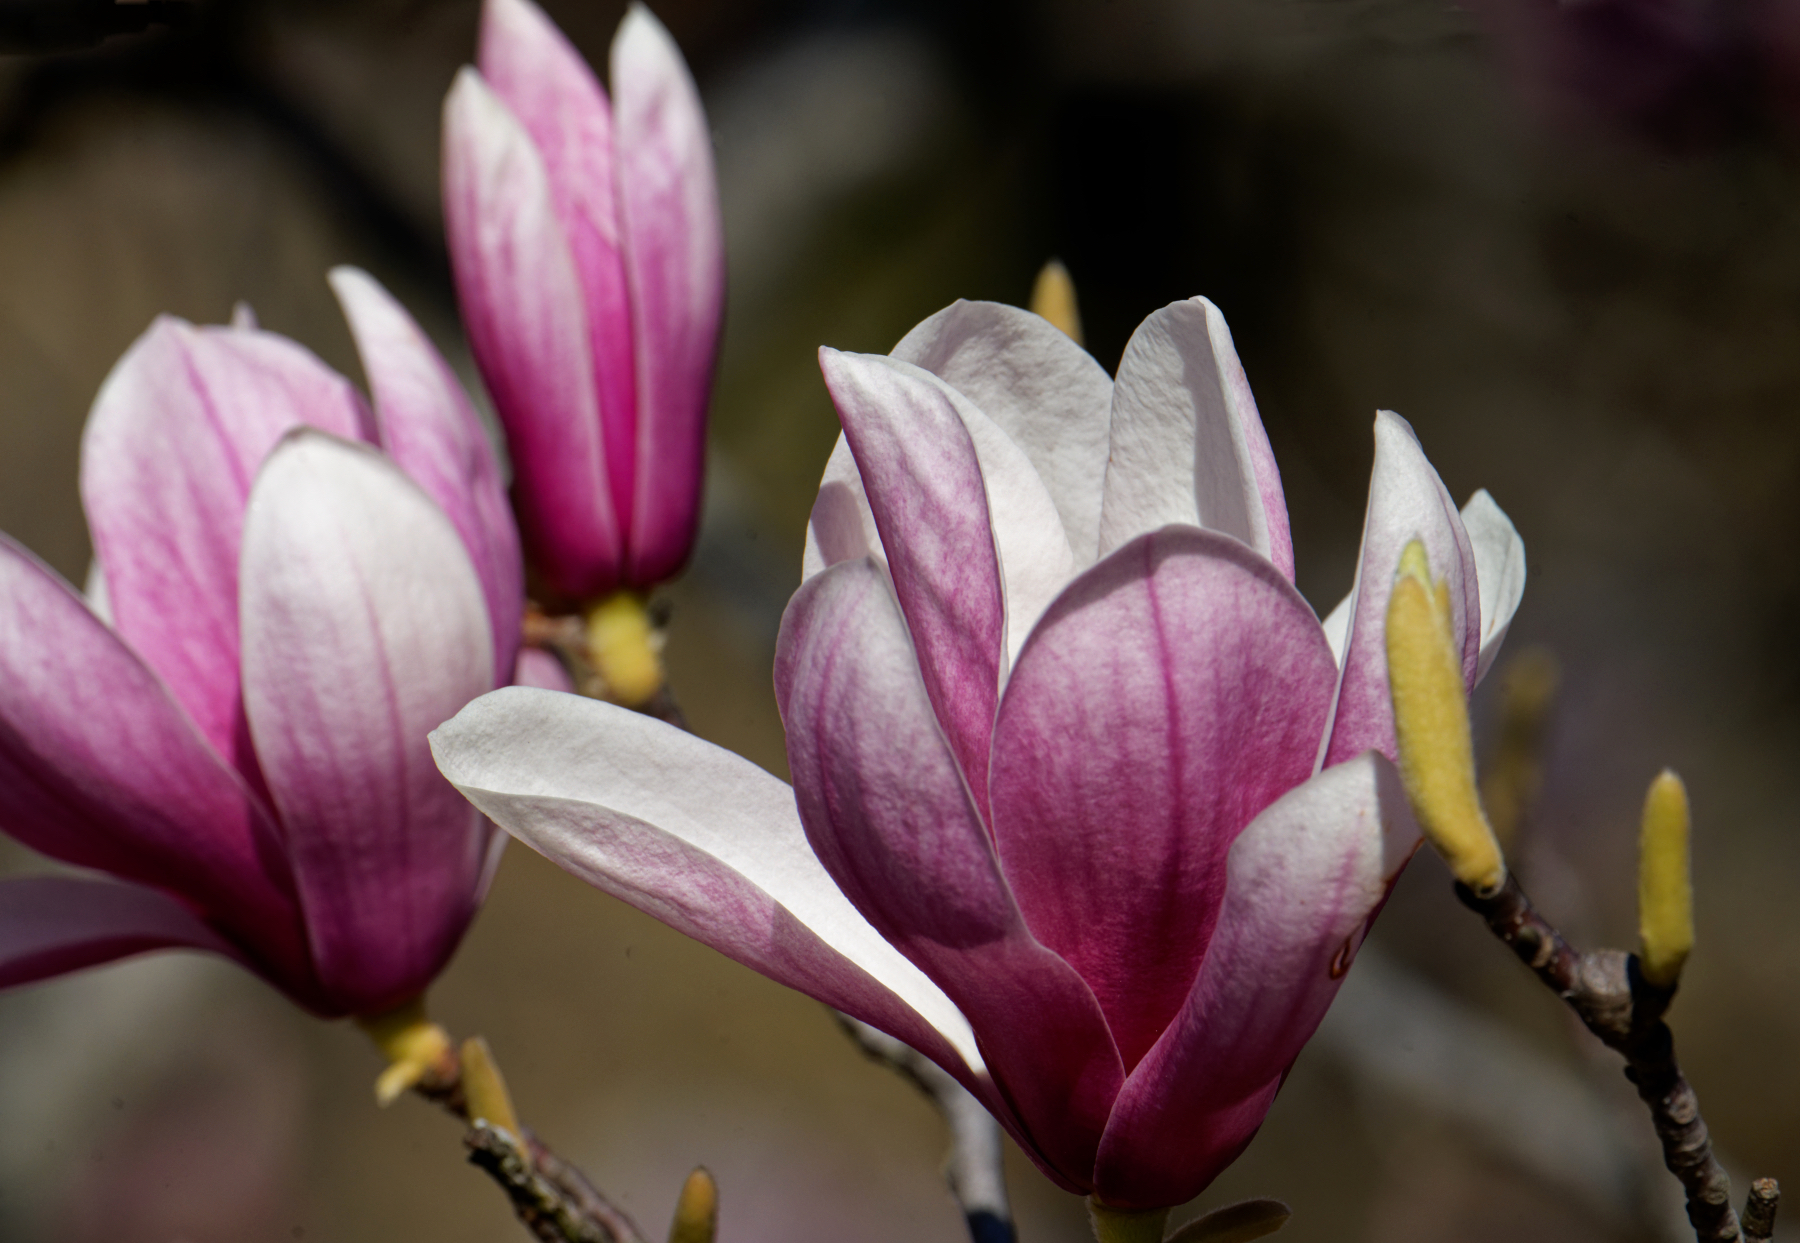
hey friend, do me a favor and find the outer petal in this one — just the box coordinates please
[428,684,986,1083]
[239,432,495,1014]
[893,300,1114,566]
[0,536,309,987]
[1097,299,1293,579]
[1093,754,1417,1207]
[612,4,724,585]
[775,559,1122,1192]
[1320,412,1479,768]
[330,266,524,684]
[478,0,639,535]
[444,67,620,599]
[79,318,369,762]
[0,876,241,990]
[988,528,1338,1072]
[1461,489,1527,684]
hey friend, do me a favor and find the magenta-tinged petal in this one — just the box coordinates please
[329,267,523,683]
[443,67,620,600]
[1321,412,1479,768]
[1097,298,1294,579]
[428,685,990,1096]
[79,317,370,762]
[989,528,1338,1072]
[0,537,310,988]
[512,646,575,691]
[893,300,1114,566]
[478,0,639,533]
[1461,488,1527,684]
[776,559,1122,1192]
[1093,754,1417,1207]
[815,350,1005,811]
[612,4,723,585]
[239,432,495,1014]
[0,876,242,990]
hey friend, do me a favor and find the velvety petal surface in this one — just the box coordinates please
[1093,754,1417,1207]
[79,318,369,762]
[0,536,308,985]
[1321,411,1479,768]
[893,300,1114,565]
[239,432,495,1014]
[330,266,523,683]
[776,559,1122,1191]
[444,67,619,599]
[1461,488,1527,683]
[478,0,639,533]
[428,684,986,1084]
[1097,299,1293,578]
[988,528,1338,1072]
[612,4,723,585]
[0,875,240,990]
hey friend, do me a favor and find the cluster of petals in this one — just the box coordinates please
[432,297,1527,1207]
[443,0,723,602]
[0,270,522,1018]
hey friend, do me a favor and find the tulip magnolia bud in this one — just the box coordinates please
[1029,259,1084,345]
[587,591,666,708]
[360,997,455,1106]
[1638,769,1694,988]
[667,1167,719,1243]
[459,1035,523,1137]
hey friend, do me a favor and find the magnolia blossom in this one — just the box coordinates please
[432,298,1526,1206]
[0,269,521,1017]
[443,0,723,602]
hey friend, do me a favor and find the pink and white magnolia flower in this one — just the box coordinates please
[0,269,523,1018]
[430,298,1526,1206]
[443,0,723,603]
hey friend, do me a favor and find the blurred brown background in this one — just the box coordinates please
[1,0,1797,1239]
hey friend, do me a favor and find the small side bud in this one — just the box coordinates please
[1385,539,1507,896]
[460,1035,523,1138]
[1029,259,1084,345]
[667,1167,719,1243]
[1637,769,1694,989]
[357,997,454,1106]
[586,590,666,708]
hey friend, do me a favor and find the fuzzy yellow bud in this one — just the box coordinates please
[1637,769,1694,989]
[1030,259,1084,345]
[459,1035,522,1138]
[1385,540,1506,896]
[358,997,453,1106]
[586,591,665,708]
[667,1167,719,1243]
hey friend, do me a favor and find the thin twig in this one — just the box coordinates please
[1741,1178,1780,1243]
[1454,875,1778,1241]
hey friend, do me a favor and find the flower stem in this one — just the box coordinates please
[1088,1199,1170,1243]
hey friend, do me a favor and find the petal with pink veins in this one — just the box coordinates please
[239,431,495,1014]
[329,266,523,682]
[0,875,242,990]
[1461,488,1527,683]
[989,528,1338,1073]
[1093,753,1417,1208]
[612,3,723,586]
[776,558,1121,1191]
[444,67,618,600]
[1098,299,1293,579]
[79,317,369,762]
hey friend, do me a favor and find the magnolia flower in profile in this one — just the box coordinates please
[0,269,521,1018]
[432,297,1526,1212]
[443,0,722,619]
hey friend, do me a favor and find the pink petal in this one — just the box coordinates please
[815,350,1005,811]
[329,266,524,683]
[427,684,988,1094]
[1461,489,1527,684]
[1098,298,1294,579]
[238,432,495,1014]
[893,300,1114,565]
[0,537,311,988]
[1320,411,1479,768]
[1093,754,1417,1207]
[988,527,1338,1073]
[477,0,639,538]
[78,317,370,764]
[512,645,575,691]
[801,433,885,582]
[612,4,724,585]
[443,67,620,600]
[775,558,1122,1192]
[0,876,241,990]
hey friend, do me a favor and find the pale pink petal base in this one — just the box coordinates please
[1461,488,1527,683]
[0,876,240,990]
